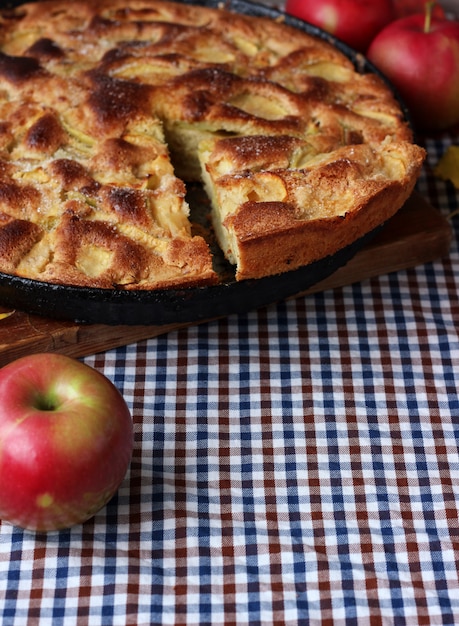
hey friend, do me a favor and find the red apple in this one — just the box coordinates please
[285,0,396,52]
[0,353,133,531]
[367,6,459,131]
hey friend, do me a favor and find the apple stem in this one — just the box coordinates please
[424,1,435,34]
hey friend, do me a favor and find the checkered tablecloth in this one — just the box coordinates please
[1,124,459,623]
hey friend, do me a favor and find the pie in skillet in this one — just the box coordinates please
[0,0,425,289]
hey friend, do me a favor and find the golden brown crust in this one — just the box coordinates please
[202,139,424,279]
[0,0,425,289]
[0,58,216,289]
[0,214,43,272]
[226,159,422,280]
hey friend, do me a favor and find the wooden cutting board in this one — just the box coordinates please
[0,192,452,366]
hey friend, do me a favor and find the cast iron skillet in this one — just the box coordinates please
[0,0,410,325]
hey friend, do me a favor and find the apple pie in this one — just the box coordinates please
[0,0,425,289]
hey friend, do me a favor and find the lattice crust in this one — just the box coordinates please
[0,0,425,288]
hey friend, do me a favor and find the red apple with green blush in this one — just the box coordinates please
[367,5,459,131]
[284,0,396,52]
[0,353,133,531]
